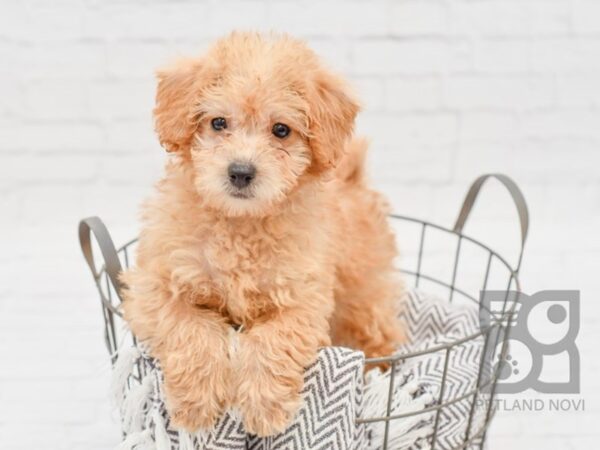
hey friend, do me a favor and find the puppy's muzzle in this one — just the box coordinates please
[228,162,256,189]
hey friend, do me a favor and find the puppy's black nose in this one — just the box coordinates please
[228,162,256,189]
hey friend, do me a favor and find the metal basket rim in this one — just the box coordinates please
[94,213,520,366]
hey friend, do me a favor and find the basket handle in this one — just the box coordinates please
[453,174,529,271]
[78,216,125,303]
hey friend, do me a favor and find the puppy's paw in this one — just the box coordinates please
[238,380,302,437]
[164,365,231,433]
[169,400,221,432]
[234,340,304,436]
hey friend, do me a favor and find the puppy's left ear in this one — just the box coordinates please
[306,72,360,172]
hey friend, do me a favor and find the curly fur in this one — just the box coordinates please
[120,32,404,437]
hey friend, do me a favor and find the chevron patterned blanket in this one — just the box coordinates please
[112,290,485,450]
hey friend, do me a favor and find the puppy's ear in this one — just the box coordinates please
[306,71,360,172]
[154,58,206,154]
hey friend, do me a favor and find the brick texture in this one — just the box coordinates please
[1,0,598,448]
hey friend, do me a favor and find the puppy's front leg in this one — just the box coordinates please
[234,305,331,437]
[122,274,231,431]
[159,305,232,432]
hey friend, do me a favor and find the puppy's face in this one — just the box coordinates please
[154,33,359,217]
[190,75,313,217]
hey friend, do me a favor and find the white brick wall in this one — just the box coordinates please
[1,0,599,448]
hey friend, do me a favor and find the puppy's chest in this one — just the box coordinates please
[194,233,282,321]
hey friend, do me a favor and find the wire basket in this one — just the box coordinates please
[79,173,528,450]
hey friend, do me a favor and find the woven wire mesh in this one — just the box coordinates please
[85,213,520,450]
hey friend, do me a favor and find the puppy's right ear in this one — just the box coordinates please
[154,58,205,154]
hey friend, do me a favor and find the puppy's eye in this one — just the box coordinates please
[211,117,227,131]
[272,123,290,139]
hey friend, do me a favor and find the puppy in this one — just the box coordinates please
[121,32,404,437]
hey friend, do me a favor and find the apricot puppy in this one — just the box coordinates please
[121,32,404,437]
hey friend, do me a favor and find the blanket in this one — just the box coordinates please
[111,290,486,450]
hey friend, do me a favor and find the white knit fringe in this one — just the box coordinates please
[111,346,141,406]
[121,375,154,434]
[116,429,153,450]
[152,407,172,450]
